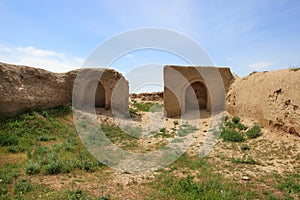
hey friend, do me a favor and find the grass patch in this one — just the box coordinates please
[7,145,25,153]
[221,128,245,142]
[132,102,163,112]
[246,125,262,139]
[232,156,258,165]
[150,154,258,199]
[276,174,300,198]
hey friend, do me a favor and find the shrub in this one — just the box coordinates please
[25,162,40,175]
[221,128,245,142]
[246,125,262,139]
[235,123,247,131]
[44,160,62,175]
[232,116,241,124]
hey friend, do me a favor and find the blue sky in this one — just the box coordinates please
[1,0,300,83]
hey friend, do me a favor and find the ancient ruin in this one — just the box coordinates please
[163,65,235,117]
[0,62,129,116]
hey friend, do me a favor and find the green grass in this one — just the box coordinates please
[232,156,258,165]
[0,107,107,198]
[221,128,245,142]
[0,107,297,199]
[275,174,300,198]
[246,125,262,139]
[221,117,262,142]
[132,102,163,112]
[150,154,258,200]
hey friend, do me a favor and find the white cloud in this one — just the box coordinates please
[249,61,271,70]
[0,45,84,72]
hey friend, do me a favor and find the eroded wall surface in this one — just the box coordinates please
[0,62,129,116]
[227,70,300,136]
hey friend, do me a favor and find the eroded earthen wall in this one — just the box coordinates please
[0,62,129,116]
[227,70,300,136]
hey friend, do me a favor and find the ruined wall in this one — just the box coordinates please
[0,62,129,116]
[227,69,300,136]
[164,65,234,117]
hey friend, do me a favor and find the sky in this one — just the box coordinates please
[1,0,300,92]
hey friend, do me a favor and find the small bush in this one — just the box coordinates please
[221,128,245,142]
[232,116,241,124]
[246,125,262,139]
[235,123,247,131]
[26,162,40,175]
[44,160,62,175]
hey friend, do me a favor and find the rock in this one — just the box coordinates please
[242,176,250,181]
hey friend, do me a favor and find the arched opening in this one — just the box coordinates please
[95,82,105,107]
[185,81,207,111]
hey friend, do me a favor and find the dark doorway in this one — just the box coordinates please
[185,81,207,111]
[95,82,105,107]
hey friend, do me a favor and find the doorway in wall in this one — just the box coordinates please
[185,81,207,111]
